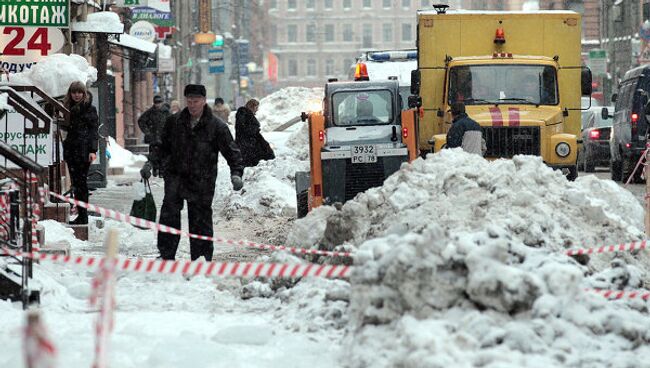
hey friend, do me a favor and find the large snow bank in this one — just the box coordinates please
[9,54,98,97]
[287,150,650,367]
[255,87,323,132]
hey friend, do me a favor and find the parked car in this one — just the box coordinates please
[608,64,650,183]
[577,106,613,172]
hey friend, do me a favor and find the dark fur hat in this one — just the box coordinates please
[184,84,206,97]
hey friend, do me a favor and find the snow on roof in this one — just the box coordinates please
[109,34,157,54]
[70,0,102,8]
[365,59,416,85]
[7,54,98,97]
[71,11,124,34]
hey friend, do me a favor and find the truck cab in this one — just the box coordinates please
[296,77,418,217]
[412,9,592,180]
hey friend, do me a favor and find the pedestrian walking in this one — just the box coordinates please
[446,102,484,155]
[235,99,275,167]
[62,81,99,224]
[157,84,244,261]
[212,97,231,123]
[138,95,171,177]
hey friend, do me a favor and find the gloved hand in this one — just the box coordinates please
[231,175,243,191]
[140,162,152,180]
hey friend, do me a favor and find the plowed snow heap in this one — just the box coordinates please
[288,150,650,367]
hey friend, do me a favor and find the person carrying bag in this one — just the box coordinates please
[130,163,157,226]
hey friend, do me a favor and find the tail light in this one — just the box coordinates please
[318,130,325,142]
[632,113,639,137]
[402,127,409,139]
[589,130,600,140]
[626,143,632,148]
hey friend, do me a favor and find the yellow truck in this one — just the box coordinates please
[410,7,592,180]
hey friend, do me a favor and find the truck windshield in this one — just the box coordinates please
[448,65,559,106]
[332,90,394,125]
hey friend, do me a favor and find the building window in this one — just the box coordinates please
[383,23,393,42]
[325,59,334,76]
[269,0,277,9]
[270,25,277,46]
[325,24,335,42]
[402,0,410,8]
[383,0,391,7]
[343,0,352,8]
[287,24,297,43]
[288,0,297,10]
[306,0,315,9]
[325,0,334,9]
[362,24,373,48]
[288,59,298,77]
[306,24,316,42]
[363,0,372,8]
[307,59,317,76]
[421,0,428,6]
[343,24,353,42]
[402,23,412,42]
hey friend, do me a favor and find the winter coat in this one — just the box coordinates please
[213,104,231,124]
[235,107,275,167]
[160,105,244,200]
[446,113,483,155]
[62,95,99,164]
[138,105,171,145]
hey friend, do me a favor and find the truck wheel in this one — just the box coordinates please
[297,190,308,218]
[566,165,578,181]
[611,159,623,181]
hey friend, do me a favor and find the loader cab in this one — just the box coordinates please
[295,79,419,217]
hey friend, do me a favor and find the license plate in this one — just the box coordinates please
[351,145,377,163]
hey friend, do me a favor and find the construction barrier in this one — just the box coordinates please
[565,240,648,257]
[1,247,352,279]
[48,191,352,259]
[587,288,650,301]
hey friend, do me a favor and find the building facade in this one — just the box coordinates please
[267,0,430,88]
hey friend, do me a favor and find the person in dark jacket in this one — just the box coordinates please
[62,81,99,225]
[157,84,244,261]
[446,102,483,155]
[235,99,275,167]
[138,95,171,177]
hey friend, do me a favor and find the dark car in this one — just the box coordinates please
[577,107,613,172]
[608,65,650,183]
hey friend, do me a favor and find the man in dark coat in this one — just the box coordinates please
[138,95,171,177]
[157,84,244,261]
[235,99,275,167]
[446,102,483,155]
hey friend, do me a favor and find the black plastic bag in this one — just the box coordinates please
[129,179,156,227]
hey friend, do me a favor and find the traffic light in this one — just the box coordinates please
[212,35,224,48]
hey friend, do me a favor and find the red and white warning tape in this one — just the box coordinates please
[587,288,650,301]
[48,191,352,259]
[624,146,649,186]
[565,240,648,257]
[1,247,352,279]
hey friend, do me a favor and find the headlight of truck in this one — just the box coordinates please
[555,142,570,158]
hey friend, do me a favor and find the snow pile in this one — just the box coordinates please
[9,54,98,97]
[287,150,650,367]
[107,136,147,170]
[255,87,323,132]
[285,121,309,160]
[71,11,124,34]
[0,93,8,110]
[215,155,308,218]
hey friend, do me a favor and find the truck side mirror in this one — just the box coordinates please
[611,93,618,103]
[410,70,421,95]
[601,107,609,120]
[301,112,309,122]
[408,95,422,108]
[581,67,592,96]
